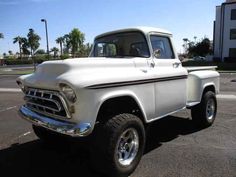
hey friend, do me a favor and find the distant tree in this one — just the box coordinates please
[27,28,41,56]
[85,43,92,56]
[56,36,64,57]
[13,36,24,59]
[182,38,189,54]
[3,53,6,59]
[78,43,92,57]
[194,36,197,44]
[50,47,59,58]
[187,37,212,57]
[0,33,4,39]
[8,50,13,55]
[35,49,46,55]
[0,33,4,56]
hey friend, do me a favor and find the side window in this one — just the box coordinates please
[150,35,175,59]
[130,42,149,57]
[95,43,117,57]
[229,48,236,57]
[230,29,236,40]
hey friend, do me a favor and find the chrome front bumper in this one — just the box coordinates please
[18,106,92,137]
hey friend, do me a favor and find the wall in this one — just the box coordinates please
[222,3,236,59]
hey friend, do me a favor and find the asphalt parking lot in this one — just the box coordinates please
[0,73,236,177]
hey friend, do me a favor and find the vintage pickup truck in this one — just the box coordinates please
[17,27,219,177]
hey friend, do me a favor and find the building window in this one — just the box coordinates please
[230,29,236,40]
[231,9,236,20]
[229,48,236,57]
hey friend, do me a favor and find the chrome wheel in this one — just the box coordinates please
[206,98,215,120]
[116,128,139,166]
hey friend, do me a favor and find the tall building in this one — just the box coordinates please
[214,0,236,61]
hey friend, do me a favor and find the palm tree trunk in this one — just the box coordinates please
[19,42,22,60]
[60,42,63,57]
[30,48,36,71]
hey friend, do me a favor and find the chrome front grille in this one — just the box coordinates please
[24,88,70,119]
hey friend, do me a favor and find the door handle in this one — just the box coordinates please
[150,62,155,68]
[173,62,181,68]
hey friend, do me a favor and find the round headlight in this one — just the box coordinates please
[60,84,77,103]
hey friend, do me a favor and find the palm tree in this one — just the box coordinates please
[50,47,59,58]
[8,50,13,55]
[63,34,71,54]
[0,33,4,39]
[13,36,24,60]
[27,28,41,56]
[78,43,92,57]
[35,49,46,55]
[68,28,85,57]
[56,37,64,57]
[21,37,30,55]
[27,28,41,71]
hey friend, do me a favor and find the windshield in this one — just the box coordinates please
[90,31,150,58]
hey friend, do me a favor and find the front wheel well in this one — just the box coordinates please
[203,85,216,95]
[96,96,145,124]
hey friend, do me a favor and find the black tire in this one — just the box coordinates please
[191,91,217,127]
[90,113,145,177]
[32,125,68,145]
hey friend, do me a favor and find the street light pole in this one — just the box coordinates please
[41,19,50,59]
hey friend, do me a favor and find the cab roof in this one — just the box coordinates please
[95,26,172,39]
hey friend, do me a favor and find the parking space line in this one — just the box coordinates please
[0,106,17,113]
[18,131,32,138]
[0,88,21,92]
[217,94,236,100]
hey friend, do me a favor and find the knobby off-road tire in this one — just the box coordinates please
[191,91,217,127]
[90,113,145,177]
[32,125,68,145]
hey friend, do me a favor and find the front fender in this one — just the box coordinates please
[97,90,147,122]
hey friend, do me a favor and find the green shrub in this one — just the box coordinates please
[4,55,17,60]
[60,54,70,59]
[5,59,33,65]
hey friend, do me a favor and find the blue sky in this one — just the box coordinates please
[0,0,223,54]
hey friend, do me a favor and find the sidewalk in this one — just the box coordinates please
[0,64,34,69]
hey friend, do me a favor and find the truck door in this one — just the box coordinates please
[149,35,187,119]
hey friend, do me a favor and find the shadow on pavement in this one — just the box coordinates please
[0,115,204,177]
[145,115,204,153]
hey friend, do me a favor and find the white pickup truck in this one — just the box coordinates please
[17,27,219,177]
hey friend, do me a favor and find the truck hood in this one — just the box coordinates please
[17,57,147,90]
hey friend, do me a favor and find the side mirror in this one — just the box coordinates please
[153,49,161,58]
